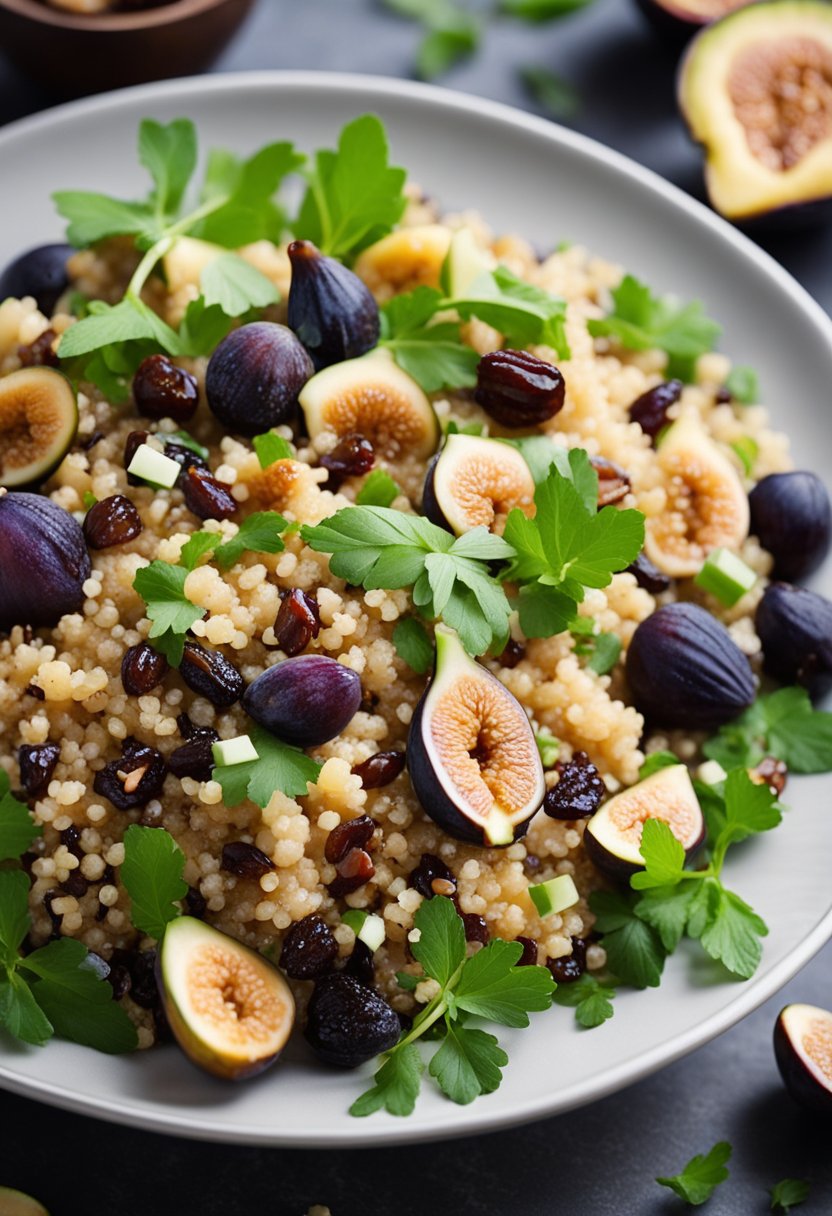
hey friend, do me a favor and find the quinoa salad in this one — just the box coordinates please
[1,114,831,1118]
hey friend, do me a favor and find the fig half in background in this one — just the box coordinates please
[678,1,832,224]
[633,0,749,47]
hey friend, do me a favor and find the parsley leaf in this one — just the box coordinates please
[22,938,138,1053]
[704,687,832,775]
[454,938,554,1026]
[639,751,682,779]
[381,0,480,80]
[631,818,687,890]
[453,265,571,357]
[139,117,198,221]
[195,141,304,248]
[393,617,435,674]
[590,890,666,989]
[356,468,402,507]
[0,771,42,862]
[380,290,480,392]
[0,971,53,1046]
[295,115,407,261]
[552,972,616,1028]
[349,1041,423,1117]
[770,1179,810,1212]
[429,1024,507,1103]
[0,870,31,969]
[183,511,288,571]
[133,560,204,666]
[725,365,759,405]
[656,1141,732,1206]
[199,253,279,316]
[213,724,322,808]
[588,274,721,382]
[121,824,188,940]
[253,431,294,468]
[411,893,466,987]
[699,886,767,979]
[634,883,699,953]
[520,64,581,119]
[58,296,181,361]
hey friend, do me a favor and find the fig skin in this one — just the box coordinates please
[242,654,362,748]
[633,0,748,47]
[774,1004,832,1116]
[287,239,380,370]
[421,452,452,532]
[626,602,756,729]
[756,582,832,701]
[205,322,314,436]
[0,242,74,314]
[749,471,831,582]
[0,490,91,633]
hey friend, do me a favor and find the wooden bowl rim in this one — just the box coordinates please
[0,0,243,32]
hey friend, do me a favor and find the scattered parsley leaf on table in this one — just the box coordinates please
[588,274,721,382]
[502,0,594,17]
[656,1141,732,1206]
[0,771,42,862]
[704,686,832,774]
[133,560,204,666]
[214,724,322,808]
[121,824,188,940]
[520,65,581,119]
[393,618,435,674]
[770,1178,810,1212]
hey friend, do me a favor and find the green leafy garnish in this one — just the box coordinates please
[0,870,137,1053]
[393,618,435,674]
[502,0,593,17]
[380,286,480,393]
[302,508,514,657]
[725,364,759,404]
[0,771,42,863]
[132,560,204,666]
[552,972,616,1028]
[213,724,321,808]
[731,435,759,476]
[253,431,294,468]
[704,687,832,774]
[588,274,721,382]
[639,750,682,779]
[770,1178,810,1212]
[656,1141,732,1206]
[570,619,621,674]
[590,889,666,989]
[381,0,481,79]
[350,897,554,1116]
[121,824,188,940]
[356,468,402,507]
[296,114,407,261]
[534,730,560,768]
[180,512,289,573]
[520,65,581,119]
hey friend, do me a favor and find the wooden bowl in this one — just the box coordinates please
[0,0,255,96]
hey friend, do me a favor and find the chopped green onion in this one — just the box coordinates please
[535,730,560,768]
[211,735,259,767]
[731,436,758,477]
[529,873,579,917]
[695,547,757,606]
[127,443,180,489]
[82,491,98,510]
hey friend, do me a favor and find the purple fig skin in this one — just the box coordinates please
[584,814,706,883]
[287,240,380,371]
[749,471,831,582]
[205,322,314,437]
[626,602,755,730]
[0,243,74,315]
[774,1006,832,1117]
[242,654,362,748]
[420,452,454,534]
[0,491,91,633]
[756,583,832,701]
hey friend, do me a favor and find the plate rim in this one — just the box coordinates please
[1,69,831,1147]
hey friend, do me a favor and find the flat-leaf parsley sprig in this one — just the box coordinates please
[350,896,555,1116]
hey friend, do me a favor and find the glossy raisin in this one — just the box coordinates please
[628,379,682,442]
[18,742,60,798]
[168,737,217,782]
[324,814,376,865]
[591,456,631,507]
[83,494,143,550]
[280,913,338,980]
[181,466,237,521]
[320,433,375,489]
[410,853,455,900]
[179,639,243,708]
[42,889,63,935]
[474,349,565,428]
[221,841,275,879]
[124,430,150,486]
[715,386,734,404]
[274,588,320,656]
[164,441,210,479]
[497,638,526,668]
[92,740,167,810]
[17,328,59,368]
[625,551,671,594]
[547,937,588,983]
[60,824,83,858]
[133,353,199,423]
[351,750,406,790]
[462,913,489,945]
[61,871,88,899]
[185,886,208,919]
[543,751,605,820]
[121,642,168,696]
[328,847,375,896]
[515,936,539,967]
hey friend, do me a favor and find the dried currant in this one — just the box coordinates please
[181,466,237,521]
[121,642,168,696]
[515,936,539,967]
[133,353,199,423]
[18,742,60,798]
[474,349,565,428]
[320,433,375,489]
[220,841,275,878]
[351,750,406,790]
[410,853,455,900]
[461,913,489,945]
[497,638,526,668]
[280,913,338,980]
[547,937,588,984]
[168,737,217,782]
[625,551,671,594]
[343,939,375,988]
[325,814,376,865]
[591,456,631,507]
[92,740,167,810]
[274,588,320,656]
[124,430,150,485]
[83,494,143,549]
[628,379,682,442]
[754,756,788,797]
[328,847,375,896]
[17,328,59,368]
[543,751,605,820]
[179,640,244,708]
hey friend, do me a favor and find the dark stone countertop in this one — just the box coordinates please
[0,2,830,1211]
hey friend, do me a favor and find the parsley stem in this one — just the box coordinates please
[124,193,233,300]
[392,960,465,1053]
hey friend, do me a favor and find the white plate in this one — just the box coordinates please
[1,71,831,1147]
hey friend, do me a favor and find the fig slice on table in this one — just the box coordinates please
[407,625,545,847]
[584,763,705,880]
[422,433,536,536]
[157,916,295,1081]
[0,366,77,488]
[774,1003,832,1115]
[678,1,832,223]
[633,0,750,46]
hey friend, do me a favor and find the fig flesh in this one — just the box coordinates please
[287,239,380,369]
[678,2,832,223]
[407,625,545,846]
[0,367,78,488]
[774,1002,832,1115]
[354,225,453,295]
[298,348,439,460]
[157,916,295,1081]
[584,763,705,879]
[645,414,749,578]
[0,490,91,633]
[422,433,536,536]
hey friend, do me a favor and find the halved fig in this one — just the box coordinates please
[645,414,749,577]
[354,225,453,295]
[298,348,439,460]
[634,0,749,47]
[422,433,536,535]
[407,625,545,846]
[0,367,77,488]
[774,1003,832,1115]
[584,763,705,879]
[0,1190,49,1216]
[679,2,832,223]
[157,916,295,1081]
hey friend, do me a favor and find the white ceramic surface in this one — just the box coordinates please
[1,72,831,1147]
